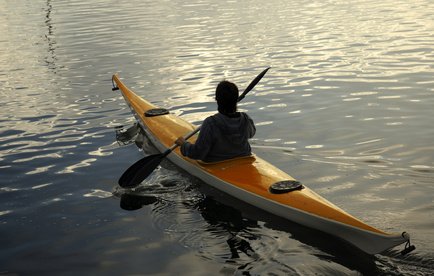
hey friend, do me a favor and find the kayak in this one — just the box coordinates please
[112,74,413,255]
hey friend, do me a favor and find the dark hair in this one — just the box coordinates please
[215,81,239,114]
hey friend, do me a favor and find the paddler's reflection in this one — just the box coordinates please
[119,192,258,260]
[226,235,256,259]
[195,196,258,260]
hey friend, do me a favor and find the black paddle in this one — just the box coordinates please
[119,67,271,188]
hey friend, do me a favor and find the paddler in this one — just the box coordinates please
[175,80,256,163]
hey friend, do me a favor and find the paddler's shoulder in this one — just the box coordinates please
[205,113,230,129]
[208,112,225,123]
[203,113,221,127]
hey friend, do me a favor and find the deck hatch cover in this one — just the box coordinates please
[145,108,170,117]
[269,180,304,194]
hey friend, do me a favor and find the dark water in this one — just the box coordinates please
[1,0,434,274]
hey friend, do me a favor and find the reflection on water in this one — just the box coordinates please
[1,0,434,274]
[45,0,57,72]
[114,179,389,275]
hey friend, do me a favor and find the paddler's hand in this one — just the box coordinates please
[175,137,186,146]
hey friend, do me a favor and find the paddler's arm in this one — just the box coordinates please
[175,118,213,160]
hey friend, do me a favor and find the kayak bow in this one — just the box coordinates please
[112,74,414,255]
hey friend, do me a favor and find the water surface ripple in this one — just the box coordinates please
[1,0,433,274]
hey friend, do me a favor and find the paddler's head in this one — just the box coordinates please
[216,80,239,115]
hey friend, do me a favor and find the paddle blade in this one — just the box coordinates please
[238,67,270,101]
[118,153,164,188]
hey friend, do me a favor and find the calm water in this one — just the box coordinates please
[1,0,434,274]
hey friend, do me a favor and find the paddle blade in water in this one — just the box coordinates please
[118,154,164,188]
[118,156,151,187]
